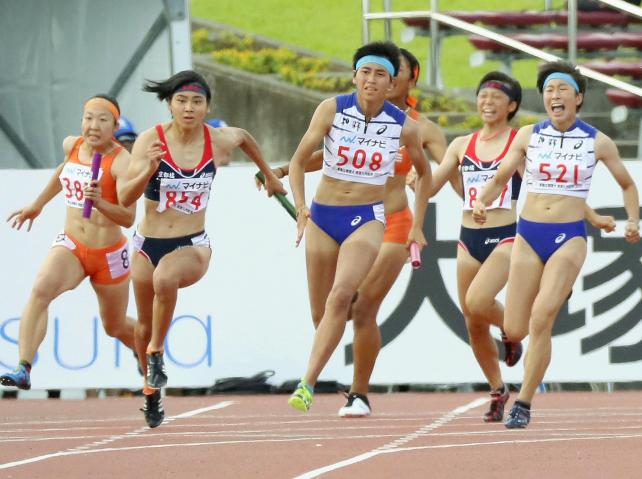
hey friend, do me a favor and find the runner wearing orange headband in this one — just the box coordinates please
[1,94,137,391]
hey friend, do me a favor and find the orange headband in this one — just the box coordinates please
[84,97,120,122]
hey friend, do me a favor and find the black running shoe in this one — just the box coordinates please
[140,389,165,428]
[146,351,167,388]
[484,385,509,422]
[501,332,523,367]
[505,402,531,429]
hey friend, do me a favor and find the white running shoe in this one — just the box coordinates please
[338,392,371,418]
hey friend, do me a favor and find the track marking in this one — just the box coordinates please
[293,397,488,479]
[0,400,234,470]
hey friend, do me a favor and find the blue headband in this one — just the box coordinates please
[355,55,395,77]
[543,72,580,92]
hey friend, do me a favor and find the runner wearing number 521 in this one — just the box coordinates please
[120,70,284,428]
[1,94,137,391]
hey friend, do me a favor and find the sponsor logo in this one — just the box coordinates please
[484,237,500,245]
[351,216,362,227]
[555,233,566,244]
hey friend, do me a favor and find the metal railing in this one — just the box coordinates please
[362,0,642,98]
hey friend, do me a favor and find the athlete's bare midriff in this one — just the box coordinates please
[64,208,123,247]
[313,175,385,206]
[461,203,517,229]
[138,200,207,238]
[521,193,585,223]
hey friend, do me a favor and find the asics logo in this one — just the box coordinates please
[484,237,499,245]
[351,216,362,227]
[555,233,566,244]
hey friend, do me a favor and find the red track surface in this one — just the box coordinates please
[1,392,642,478]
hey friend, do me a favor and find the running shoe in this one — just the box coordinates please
[140,389,165,428]
[146,351,167,388]
[483,385,509,422]
[288,381,313,412]
[505,402,531,429]
[501,332,523,367]
[0,365,31,390]
[338,392,371,418]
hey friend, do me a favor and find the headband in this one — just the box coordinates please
[543,72,580,92]
[479,81,516,100]
[174,82,208,96]
[84,98,120,122]
[355,55,395,77]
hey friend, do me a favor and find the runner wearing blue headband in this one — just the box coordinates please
[287,41,431,413]
[472,60,639,429]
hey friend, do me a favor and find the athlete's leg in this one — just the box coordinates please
[457,247,502,389]
[131,253,155,378]
[502,236,543,342]
[305,221,339,328]
[147,246,211,352]
[18,247,86,363]
[92,279,136,350]
[350,241,408,394]
[517,238,586,404]
[303,221,384,386]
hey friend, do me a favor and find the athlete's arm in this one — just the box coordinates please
[421,118,463,198]
[584,204,615,232]
[119,129,163,207]
[428,136,465,197]
[402,117,431,249]
[86,149,136,228]
[595,131,640,243]
[6,136,75,231]
[473,126,531,224]
[289,98,335,246]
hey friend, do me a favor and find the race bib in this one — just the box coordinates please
[462,170,512,211]
[59,163,103,209]
[157,177,212,214]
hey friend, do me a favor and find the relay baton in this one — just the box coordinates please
[409,241,421,269]
[255,171,296,221]
[82,153,102,219]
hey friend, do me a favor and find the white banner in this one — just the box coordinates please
[0,164,640,389]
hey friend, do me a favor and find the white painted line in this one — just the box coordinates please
[292,397,488,479]
[0,400,235,470]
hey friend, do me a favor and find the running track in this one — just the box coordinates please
[1,392,641,478]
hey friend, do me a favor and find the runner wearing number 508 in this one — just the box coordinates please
[287,41,432,412]
[1,94,137,391]
[120,70,284,428]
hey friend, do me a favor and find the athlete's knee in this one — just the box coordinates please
[464,290,494,319]
[29,280,57,306]
[503,323,527,342]
[102,318,128,338]
[152,274,179,297]
[464,314,488,337]
[351,293,379,328]
[326,284,356,314]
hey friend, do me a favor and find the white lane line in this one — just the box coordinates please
[0,400,235,470]
[293,397,488,479]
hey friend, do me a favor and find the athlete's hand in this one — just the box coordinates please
[624,220,640,244]
[255,168,284,191]
[83,180,103,207]
[405,167,417,192]
[472,199,487,225]
[588,213,616,233]
[406,225,427,250]
[264,173,288,198]
[7,203,42,231]
[295,205,310,247]
[145,140,164,173]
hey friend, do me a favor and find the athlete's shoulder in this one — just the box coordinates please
[62,135,81,156]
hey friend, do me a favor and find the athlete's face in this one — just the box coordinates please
[353,62,394,102]
[81,106,118,147]
[387,56,414,104]
[169,92,208,127]
[543,79,582,123]
[476,87,515,125]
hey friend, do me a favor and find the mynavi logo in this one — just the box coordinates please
[555,233,567,244]
[484,237,500,245]
[351,216,362,226]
